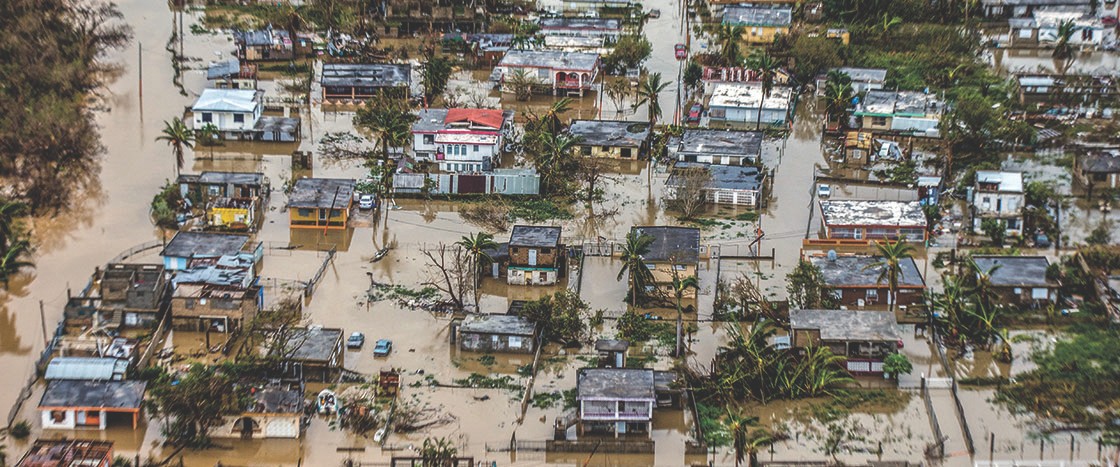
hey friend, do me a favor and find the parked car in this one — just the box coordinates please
[1034,233,1051,248]
[674,43,687,60]
[817,184,831,198]
[373,339,393,356]
[687,103,703,123]
[358,194,376,210]
[346,332,365,349]
[649,8,661,18]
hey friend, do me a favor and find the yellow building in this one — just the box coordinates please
[208,197,256,231]
[724,6,792,44]
[568,120,652,160]
[629,226,703,298]
[288,178,355,230]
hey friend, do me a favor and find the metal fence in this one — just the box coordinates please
[921,376,946,459]
[109,240,164,264]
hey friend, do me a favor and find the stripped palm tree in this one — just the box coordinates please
[532,132,580,193]
[633,72,670,129]
[617,231,655,310]
[156,117,194,176]
[966,257,1002,310]
[823,75,854,128]
[746,50,780,130]
[671,273,699,357]
[1052,19,1079,75]
[716,24,745,67]
[455,232,497,310]
[866,239,916,312]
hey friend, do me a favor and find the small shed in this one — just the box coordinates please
[594,339,630,368]
[44,357,128,381]
[458,314,538,354]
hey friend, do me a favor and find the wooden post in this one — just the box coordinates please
[138,42,143,99]
[40,300,48,346]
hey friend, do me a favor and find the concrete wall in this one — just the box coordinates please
[459,331,536,353]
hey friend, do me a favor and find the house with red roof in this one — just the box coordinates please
[412,108,515,172]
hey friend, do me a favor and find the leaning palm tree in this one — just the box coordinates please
[617,231,655,310]
[716,24,745,66]
[966,257,1002,310]
[455,232,497,310]
[0,239,34,287]
[823,77,854,127]
[633,72,670,129]
[727,412,771,467]
[747,51,780,130]
[867,239,916,312]
[671,273,699,357]
[1053,19,1079,74]
[156,117,194,176]
[0,199,28,248]
[533,132,580,193]
[538,97,574,135]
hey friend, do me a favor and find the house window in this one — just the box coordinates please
[674,264,687,271]
[330,209,342,217]
[871,116,887,126]
[473,145,479,152]
[511,247,519,254]
[581,146,592,156]
[996,199,1002,212]
[541,248,552,255]
[424,135,434,145]
[50,410,66,423]
[621,148,632,158]
[298,208,312,217]
[185,299,194,309]
[233,113,245,123]
[201,113,213,123]
[867,289,879,300]
[1093,173,1107,181]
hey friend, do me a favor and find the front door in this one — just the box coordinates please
[528,248,538,266]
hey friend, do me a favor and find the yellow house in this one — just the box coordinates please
[288,178,355,229]
[630,226,703,298]
[568,120,652,160]
[724,6,792,44]
[208,197,256,231]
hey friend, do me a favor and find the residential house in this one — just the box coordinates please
[457,314,538,354]
[971,256,1060,305]
[170,281,261,333]
[39,380,146,430]
[178,171,268,231]
[1009,10,1106,47]
[1074,148,1120,191]
[443,33,514,66]
[970,170,1025,236]
[381,0,483,36]
[820,200,928,242]
[160,231,259,271]
[44,357,128,381]
[816,67,888,94]
[392,169,541,195]
[981,0,1096,18]
[854,90,943,135]
[631,226,702,296]
[191,89,299,141]
[701,66,795,85]
[288,178,355,230]
[218,381,304,439]
[722,5,793,44]
[918,176,943,206]
[63,263,170,330]
[669,129,764,166]
[234,26,294,61]
[508,225,564,285]
[412,108,514,172]
[16,439,114,467]
[539,17,622,41]
[667,162,767,208]
[790,309,901,375]
[1014,72,1120,106]
[320,63,411,101]
[808,253,926,308]
[492,50,600,97]
[206,58,257,90]
[595,339,630,368]
[568,120,651,160]
[576,368,655,437]
[277,326,344,382]
[562,0,631,12]
[707,82,795,127]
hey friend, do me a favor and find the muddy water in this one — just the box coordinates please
[989,48,1120,75]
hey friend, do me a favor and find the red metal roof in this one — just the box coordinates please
[445,108,504,129]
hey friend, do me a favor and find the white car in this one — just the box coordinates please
[817,184,831,198]
[358,194,376,210]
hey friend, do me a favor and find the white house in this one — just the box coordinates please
[707,82,794,127]
[1035,10,1105,46]
[576,368,655,437]
[412,108,514,172]
[191,89,263,135]
[491,50,600,96]
[971,170,1025,236]
[39,380,146,430]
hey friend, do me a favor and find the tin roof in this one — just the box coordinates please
[282,327,343,363]
[631,226,701,263]
[289,178,354,209]
[539,17,621,31]
[568,120,651,148]
[44,357,129,381]
[161,232,250,259]
[708,82,794,110]
[321,63,411,88]
[821,200,926,227]
[971,256,1058,288]
[191,89,261,113]
[668,162,765,192]
[723,5,793,26]
[509,225,562,248]
[808,255,925,288]
[672,129,763,158]
[498,50,600,71]
[1079,150,1120,173]
[577,368,655,400]
[39,380,146,410]
[790,309,900,342]
[833,67,888,84]
[460,314,537,336]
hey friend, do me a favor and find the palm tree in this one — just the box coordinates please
[798,344,854,396]
[877,12,902,40]
[716,24,745,66]
[933,274,969,345]
[505,69,538,101]
[963,301,1001,349]
[0,239,34,287]
[966,257,1002,309]
[195,123,220,158]
[0,199,28,248]
[354,97,414,198]
[633,72,670,129]
[671,273,699,357]
[533,132,580,193]
[420,436,457,466]
[747,51,780,130]
[727,411,771,467]
[156,117,194,176]
[866,240,916,312]
[455,232,497,310]
[823,74,854,127]
[1053,19,1079,74]
[617,231,655,310]
[538,97,573,135]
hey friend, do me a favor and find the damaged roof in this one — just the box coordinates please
[460,314,537,336]
[821,200,927,228]
[44,357,129,381]
[668,162,765,192]
[289,178,354,209]
[192,171,265,186]
[632,226,701,263]
[856,90,943,117]
[509,225,562,248]
[790,309,900,342]
[247,387,303,414]
[39,380,146,410]
[971,256,1058,288]
[672,129,763,157]
[499,50,600,71]
[722,5,793,26]
[568,120,651,148]
[577,368,655,400]
[595,339,630,352]
[413,108,513,133]
[1078,149,1120,173]
[708,82,794,110]
[282,327,343,363]
[975,170,1024,192]
[833,67,888,83]
[192,89,261,113]
[162,232,250,259]
[808,255,925,288]
[321,63,411,88]
[539,17,621,31]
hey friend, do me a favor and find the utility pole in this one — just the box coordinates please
[138,42,143,100]
[39,300,48,346]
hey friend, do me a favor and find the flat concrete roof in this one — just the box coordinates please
[723,5,793,26]
[44,357,129,381]
[289,178,354,209]
[460,314,536,336]
[39,380,146,410]
[668,162,765,192]
[632,226,701,263]
[510,225,562,248]
[672,129,763,157]
[161,232,250,259]
[283,327,343,363]
[857,90,942,117]
[975,171,1024,193]
[577,368,654,400]
[809,255,925,288]
[568,120,651,148]
[498,50,599,71]
[834,67,888,83]
[708,82,793,110]
[971,256,1058,288]
[321,63,410,88]
[790,309,900,342]
[821,200,927,228]
[247,387,303,414]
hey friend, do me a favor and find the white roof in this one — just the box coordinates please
[434,133,499,145]
[976,171,1024,192]
[192,89,259,113]
[708,83,793,110]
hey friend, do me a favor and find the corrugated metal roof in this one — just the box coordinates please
[44,357,128,381]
